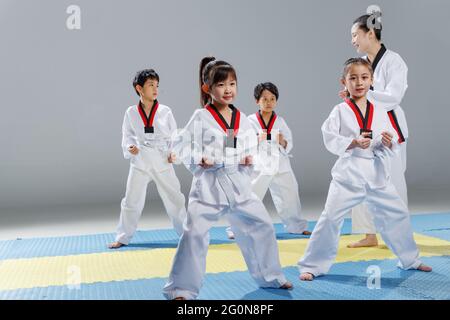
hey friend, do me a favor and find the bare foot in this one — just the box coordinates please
[347,234,378,248]
[108,241,125,249]
[302,230,312,236]
[280,281,293,290]
[417,264,432,272]
[299,273,314,281]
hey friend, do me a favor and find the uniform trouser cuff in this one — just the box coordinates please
[397,259,422,270]
[162,288,197,300]
[297,266,319,278]
[114,234,130,245]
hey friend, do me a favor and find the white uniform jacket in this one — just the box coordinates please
[122,102,177,172]
[172,107,258,206]
[322,100,401,189]
[247,112,294,175]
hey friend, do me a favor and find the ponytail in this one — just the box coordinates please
[199,56,216,106]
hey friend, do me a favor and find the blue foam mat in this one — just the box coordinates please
[0,212,449,261]
[0,222,315,260]
[0,256,448,300]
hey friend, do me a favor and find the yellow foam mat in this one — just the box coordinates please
[0,233,449,291]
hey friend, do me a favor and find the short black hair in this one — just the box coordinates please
[254,82,279,101]
[133,69,159,96]
[353,14,382,41]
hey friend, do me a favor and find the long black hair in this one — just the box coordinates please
[199,57,237,106]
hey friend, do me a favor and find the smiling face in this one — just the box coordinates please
[257,89,277,113]
[209,74,237,106]
[342,64,373,99]
[351,23,374,54]
[136,78,159,101]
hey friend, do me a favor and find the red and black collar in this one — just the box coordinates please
[205,103,241,136]
[345,98,374,133]
[138,100,159,133]
[256,111,277,140]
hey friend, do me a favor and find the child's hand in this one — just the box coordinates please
[128,145,139,155]
[356,132,372,149]
[357,138,371,149]
[168,152,177,163]
[258,131,268,142]
[200,157,214,169]
[339,86,350,100]
[348,132,371,150]
[381,131,393,148]
[277,133,287,149]
[240,155,253,166]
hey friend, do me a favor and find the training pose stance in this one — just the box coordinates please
[163,57,292,300]
[298,58,431,281]
[343,14,409,248]
[109,69,186,249]
[226,82,311,239]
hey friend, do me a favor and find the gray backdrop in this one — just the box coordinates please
[1,0,449,214]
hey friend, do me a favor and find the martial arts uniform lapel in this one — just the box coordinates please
[256,111,277,140]
[367,44,405,143]
[205,103,241,148]
[367,44,387,91]
[345,98,374,139]
[138,100,159,133]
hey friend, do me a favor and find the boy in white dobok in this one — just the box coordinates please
[108,69,186,249]
[298,58,431,281]
[226,82,311,239]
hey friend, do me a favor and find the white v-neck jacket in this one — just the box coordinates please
[121,103,177,172]
[172,108,258,206]
[322,101,401,189]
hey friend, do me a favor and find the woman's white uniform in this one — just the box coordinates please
[115,101,187,245]
[297,99,422,277]
[163,105,288,300]
[352,44,409,234]
[247,111,308,233]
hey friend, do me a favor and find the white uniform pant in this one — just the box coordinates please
[163,195,287,300]
[352,142,408,234]
[298,179,421,277]
[115,166,186,245]
[252,170,308,233]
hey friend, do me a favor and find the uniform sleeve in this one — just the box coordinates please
[367,56,408,112]
[237,116,258,176]
[122,111,137,160]
[371,111,401,156]
[321,107,354,157]
[171,110,203,174]
[167,110,178,151]
[239,116,258,159]
[371,119,399,166]
[278,117,293,154]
